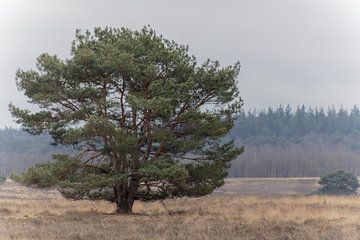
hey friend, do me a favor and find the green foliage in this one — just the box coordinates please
[12,163,58,188]
[317,170,359,195]
[10,26,242,212]
[12,155,77,188]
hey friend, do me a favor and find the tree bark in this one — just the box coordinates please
[116,193,133,214]
[114,177,140,214]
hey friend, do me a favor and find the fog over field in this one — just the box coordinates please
[1,0,360,126]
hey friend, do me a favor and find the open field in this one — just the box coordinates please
[214,177,320,196]
[0,179,360,239]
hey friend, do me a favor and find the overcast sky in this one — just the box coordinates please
[1,0,360,126]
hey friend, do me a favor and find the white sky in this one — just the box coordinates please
[1,0,360,126]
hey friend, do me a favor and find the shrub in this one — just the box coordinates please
[318,170,359,195]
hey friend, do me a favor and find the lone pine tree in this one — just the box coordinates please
[10,26,243,213]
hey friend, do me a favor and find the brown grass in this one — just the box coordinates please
[1,179,360,240]
[214,177,320,196]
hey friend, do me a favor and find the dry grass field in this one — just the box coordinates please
[0,178,360,239]
[213,178,320,196]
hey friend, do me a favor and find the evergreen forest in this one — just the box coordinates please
[229,105,360,177]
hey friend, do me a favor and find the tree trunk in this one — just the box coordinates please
[116,193,134,214]
[114,177,139,214]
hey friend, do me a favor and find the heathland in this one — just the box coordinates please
[0,178,359,240]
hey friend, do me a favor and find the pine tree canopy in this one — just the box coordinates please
[10,26,243,213]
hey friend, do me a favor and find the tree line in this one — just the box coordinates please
[231,105,360,140]
[229,105,360,177]
[2,105,360,178]
[0,128,64,177]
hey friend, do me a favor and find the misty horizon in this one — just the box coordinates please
[2,0,360,127]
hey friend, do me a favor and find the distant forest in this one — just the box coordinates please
[0,128,64,177]
[229,105,360,177]
[1,105,360,178]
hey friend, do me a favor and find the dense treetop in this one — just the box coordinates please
[10,26,243,213]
